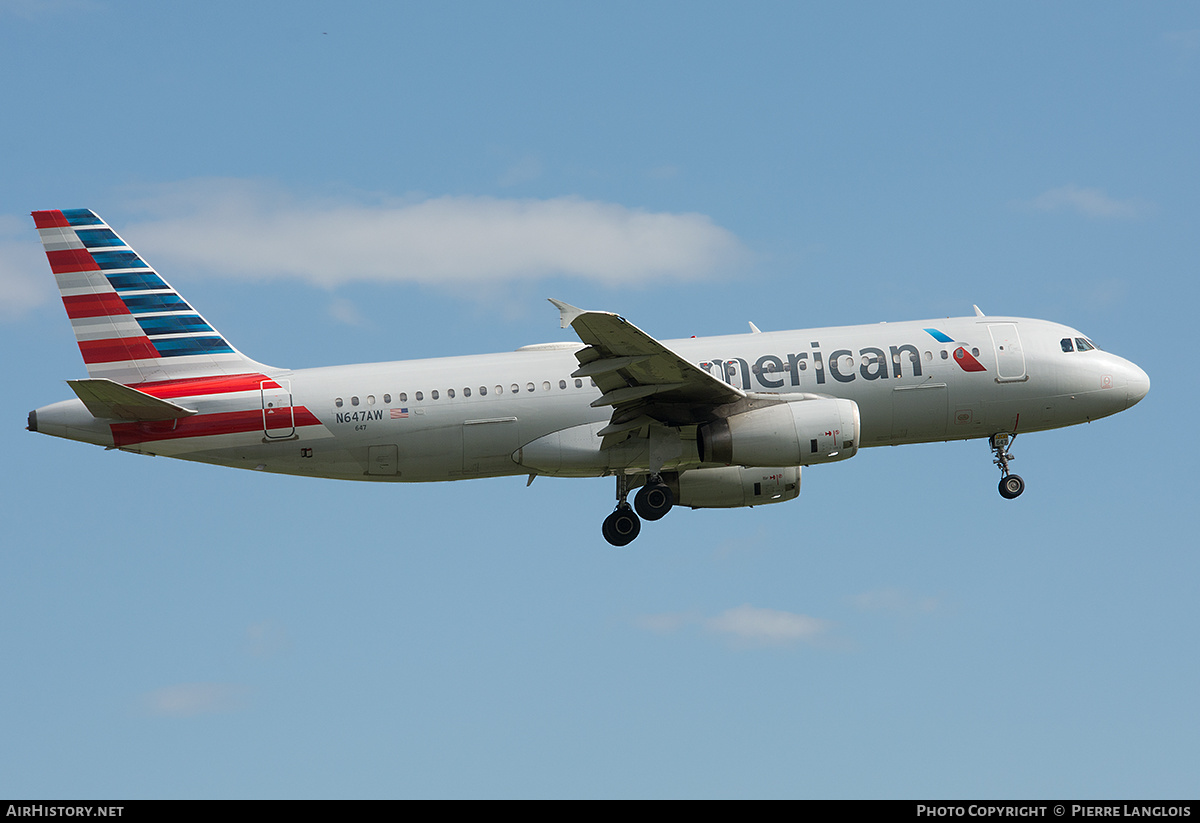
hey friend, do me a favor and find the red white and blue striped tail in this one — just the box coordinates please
[33,209,274,385]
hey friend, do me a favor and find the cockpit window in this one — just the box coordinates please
[1075,337,1095,352]
[1061,338,1074,352]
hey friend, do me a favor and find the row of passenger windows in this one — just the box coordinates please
[334,377,593,408]
[330,347,991,408]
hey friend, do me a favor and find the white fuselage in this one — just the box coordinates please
[32,315,1150,483]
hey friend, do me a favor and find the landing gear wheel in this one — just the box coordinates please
[634,481,674,522]
[999,473,1025,499]
[602,505,641,546]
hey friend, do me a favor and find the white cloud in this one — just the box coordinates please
[120,179,747,289]
[704,604,830,645]
[1025,184,1151,219]
[141,683,249,717]
[635,603,830,647]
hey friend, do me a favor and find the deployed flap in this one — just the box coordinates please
[551,301,745,430]
[67,378,197,421]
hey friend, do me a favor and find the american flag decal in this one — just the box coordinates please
[390,408,409,419]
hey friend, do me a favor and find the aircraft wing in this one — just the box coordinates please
[550,299,745,445]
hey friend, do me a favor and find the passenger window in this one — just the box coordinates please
[574,378,583,388]
[415,391,423,401]
[384,394,391,404]
[971,347,980,356]
[335,398,344,408]
[447,388,455,398]
[543,381,551,392]
[351,396,359,406]
[367,395,375,405]
[511,383,519,393]
[940,350,948,360]
[924,351,932,361]
[431,390,439,400]
[399,392,407,402]
[495,385,503,395]
[559,379,567,390]
[479,386,487,396]
[1061,338,1074,352]
[463,387,471,397]
[527,382,535,393]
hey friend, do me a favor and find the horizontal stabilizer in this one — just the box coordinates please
[66,378,197,421]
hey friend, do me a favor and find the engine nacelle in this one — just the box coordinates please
[670,465,801,509]
[697,397,860,467]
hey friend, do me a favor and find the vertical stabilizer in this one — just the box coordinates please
[32,209,275,384]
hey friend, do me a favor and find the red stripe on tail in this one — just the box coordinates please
[46,249,100,273]
[79,337,161,364]
[32,210,70,229]
[62,293,130,319]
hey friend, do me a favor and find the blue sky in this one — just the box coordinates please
[1,0,1196,799]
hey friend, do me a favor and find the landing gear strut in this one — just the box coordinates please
[602,473,641,546]
[991,433,1025,499]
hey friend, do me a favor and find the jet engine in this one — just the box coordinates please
[697,397,860,467]
[670,465,801,509]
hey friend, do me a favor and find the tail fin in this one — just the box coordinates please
[32,209,274,385]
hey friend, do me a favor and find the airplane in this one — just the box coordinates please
[27,208,1150,545]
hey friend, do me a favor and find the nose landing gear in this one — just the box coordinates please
[991,433,1025,499]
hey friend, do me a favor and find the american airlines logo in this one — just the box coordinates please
[699,332,984,391]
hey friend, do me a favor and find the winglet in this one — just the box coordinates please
[748,321,762,333]
[973,305,986,317]
[548,298,586,329]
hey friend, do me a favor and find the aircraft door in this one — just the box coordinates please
[261,379,295,439]
[988,324,1026,382]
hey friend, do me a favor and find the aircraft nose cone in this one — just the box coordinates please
[1126,362,1150,409]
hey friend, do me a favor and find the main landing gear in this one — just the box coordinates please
[602,473,675,546]
[990,432,1025,499]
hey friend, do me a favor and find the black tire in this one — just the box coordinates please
[602,506,641,546]
[999,474,1025,499]
[634,482,674,522]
